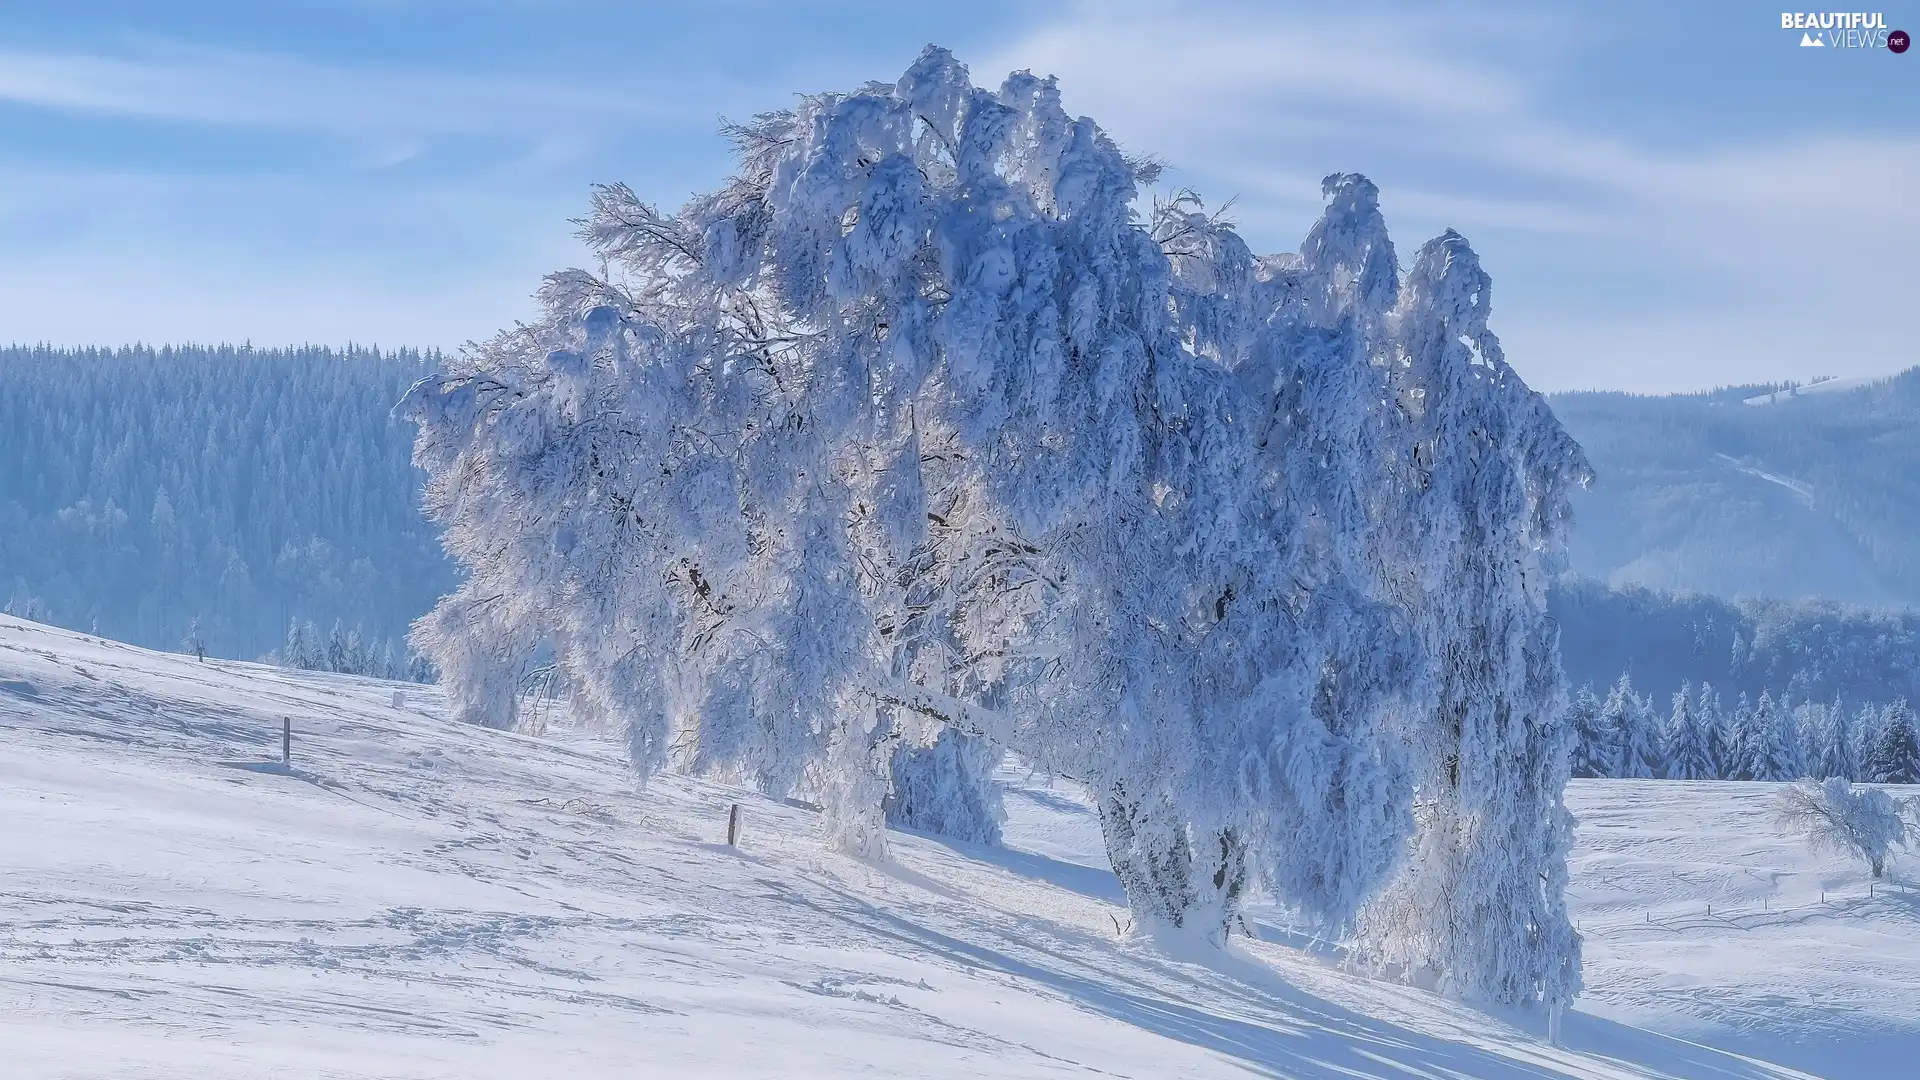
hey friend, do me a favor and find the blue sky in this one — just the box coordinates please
[0,1,1913,392]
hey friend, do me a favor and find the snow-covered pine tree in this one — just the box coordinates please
[1779,699,1808,780]
[283,618,313,670]
[1813,697,1856,781]
[1745,691,1800,782]
[1616,682,1663,779]
[1596,672,1640,778]
[1866,701,1920,784]
[1725,693,1755,780]
[1665,682,1711,780]
[1697,683,1729,779]
[1792,700,1824,778]
[1567,684,1608,778]
[325,621,349,674]
[181,617,207,662]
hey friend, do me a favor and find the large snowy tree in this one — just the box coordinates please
[1351,221,1591,1011]
[405,47,1587,1006]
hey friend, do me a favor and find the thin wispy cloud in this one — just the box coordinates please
[982,2,1918,390]
[0,45,693,135]
[0,1,1909,391]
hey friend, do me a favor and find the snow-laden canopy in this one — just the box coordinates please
[403,47,1589,1007]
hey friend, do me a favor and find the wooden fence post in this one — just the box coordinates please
[727,803,742,846]
[283,718,291,764]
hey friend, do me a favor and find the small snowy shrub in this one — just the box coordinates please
[1776,777,1912,878]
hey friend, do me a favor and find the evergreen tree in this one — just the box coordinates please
[1615,686,1657,779]
[1618,688,1663,779]
[1567,684,1609,778]
[1744,691,1799,781]
[1596,672,1639,778]
[0,343,452,657]
[181,617,206,662]
[326,621,350,674]
[1665,682,1711,780]
[1724,693,1755,780]
[1698,683,1730,779]
[1815,699,1861,781]
[284,618,315,669]
[1866,701,1920,784]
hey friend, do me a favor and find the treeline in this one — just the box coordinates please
[0,344,458,659]
[1552,577,1920,710]
[1568,673,1920,784]
[273,618,436,683]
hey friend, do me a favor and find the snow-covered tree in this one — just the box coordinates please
[1,344,450,658]
[1867,701,1920,784]
[181,617,206,662]
[1723,693,1755,780]
[885,730,1003,845]
[1595,673,1639,778]
[284,618,317,670]
[404,48,1584,1004]
[1664,682,1711,780]
[1353,223,1591,1010]
[1813,698,1858,781]
[1612,679,1662,779]
[1697,683,1730,779]
[1744,691,1800,781]
[1776,777,1912,878]
[1566,684,1609,778]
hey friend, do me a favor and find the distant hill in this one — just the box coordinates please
[0,344,454,659]
[1549,367,1920,609]
[5,343,1914,707]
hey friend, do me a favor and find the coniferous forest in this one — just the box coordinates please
[0,344,454,666]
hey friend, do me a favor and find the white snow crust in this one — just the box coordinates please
[5,613,1911,1079]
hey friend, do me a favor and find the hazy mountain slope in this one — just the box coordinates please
[1549,367,1920,608]
[4,613,1882,1080]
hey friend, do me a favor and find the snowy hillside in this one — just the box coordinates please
[1550,366,1920,607]
[4,613,1913,1079]
[1743,376,1891,407]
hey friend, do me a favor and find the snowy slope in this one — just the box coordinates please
[0,614,1899,1079]
[1743,376,1891,406]
[1566,781,1920,1080]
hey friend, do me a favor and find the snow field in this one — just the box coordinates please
[4,614,1907,1078]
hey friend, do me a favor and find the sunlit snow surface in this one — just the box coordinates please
[3,613,1911,1078]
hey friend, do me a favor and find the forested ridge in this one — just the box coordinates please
[1553,368,1920,607]
[0,343,455,659]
